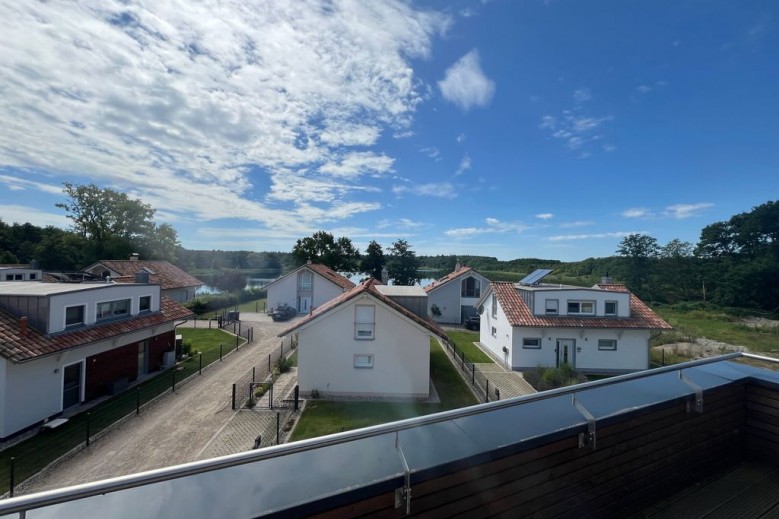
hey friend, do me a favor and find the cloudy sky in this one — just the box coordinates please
[1,0,777,261]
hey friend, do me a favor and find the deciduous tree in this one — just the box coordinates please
[292,231,360,274]
[360,240,385,281]
[386,239,420,286]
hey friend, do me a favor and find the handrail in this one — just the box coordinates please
[0,351,776,515]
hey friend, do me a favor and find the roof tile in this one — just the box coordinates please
[92,260,203,290]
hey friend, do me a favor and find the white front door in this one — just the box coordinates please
[298,297,311,313]
[556,339,575,368]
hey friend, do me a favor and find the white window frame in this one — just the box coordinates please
[522,338,542,349]
[353,354,374,369]
[598,339,617,351]
[298,271,313,291]
[65,305,86,327]
[354,304,375,340]
[139,295,152,313]
[545,299,559,315]
[96,299,131,321]
[604,300,618,316]
[461,277,480,298]
[491,326,497,337]
[567,300,595,315]
[491,294,497,318]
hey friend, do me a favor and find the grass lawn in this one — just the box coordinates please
[446,330,492,363]
[290,339,478,441]
[0,328,240,493]
[654,307,779,353]
[235,298,267,314]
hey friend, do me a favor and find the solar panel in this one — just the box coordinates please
[518,268,553,285]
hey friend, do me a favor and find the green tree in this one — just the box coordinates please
[292,231,360,274]
[616,234,659,297]
[213,269,248,292]
[360,240,385,281]
[386,239,420,286]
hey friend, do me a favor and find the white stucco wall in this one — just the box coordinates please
[428,272,489,324]
[296,295,431,397]
[529,288,631,317]
[49,284,161,333]
[311,275,343,310]
[266,274,298,310]
[267,268,346,313]
[478,292,513,367]
[0,323,174,439]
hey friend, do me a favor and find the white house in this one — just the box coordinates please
[476,277,671,375]
[278,279,448,398]
[83,254,204,303]
[0,281,191,439]
[0,264,42,281]
[424,264,491,324]
[264,261,355,314]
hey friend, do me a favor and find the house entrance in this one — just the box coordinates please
[556,339,575,368]
[63,362,82,409]
[138,340,149,377]
[297,296,311,313]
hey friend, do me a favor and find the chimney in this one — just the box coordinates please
[129,253,139,261]
[455,261,462,272]
[20,316,28,336]
[381,267,389,285]
[601,273,613,285]
[306,259,312,265]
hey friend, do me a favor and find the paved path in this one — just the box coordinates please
[17,313,295,496]
[473,362,537,399]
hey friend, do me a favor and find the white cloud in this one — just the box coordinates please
[622,207,653,219]
[0,1,450,230]
[438,49,495,111]
[445,217,528,237]
[559,220,594,228]
[573,88,592,103]
[541,109,613,153]
[456,133,466,143]
[393,182,457,199]
[548,231,638,242]
[421,147,441,161]
[377,218,428,230]
[637,85,652,94]
[535,213,554,220]
[664,203,713,219]
[1,205,69,227]
[0,173,64,195]
[455,154,472,176]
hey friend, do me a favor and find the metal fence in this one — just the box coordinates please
[440,339,502,403]
[231,334,297,411]
[1,325,253,498]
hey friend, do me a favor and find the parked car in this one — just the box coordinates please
[270,303,297,322]
[465,315,480,331]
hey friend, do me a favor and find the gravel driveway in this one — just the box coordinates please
[17,313,293,495]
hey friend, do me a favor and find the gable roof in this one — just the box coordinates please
[87,260,203,290]
[263,263,355,292]
[489,281,672,330]
[0,296,192,363]
[278,278,447,341]
[424,265,487,293]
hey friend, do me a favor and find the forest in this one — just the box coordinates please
[1,187,776,313]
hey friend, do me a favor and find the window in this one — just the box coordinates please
[605,301,617,316]
[523,338,542,349]
[298,272,313,290]
[14,274,22,280]
[491,326,497,337]
[139,296,151,313]
[354,354,374,369]
[567,300,595,315]
[354,305,375,339]
[491,294,497,318]
[4,275,11,280]
[545,299,559,315]
[461,277,481,298]
[97,299,131,320]
[29,273,37,280]
[65,305,85,327]
[598,339,617,351]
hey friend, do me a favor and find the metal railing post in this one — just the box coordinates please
[199,353,203,375]
[485,380,490,403]
[220,344,223,361]
[472,364,475,386]
[9,456,15,498]
[136,387,141,415]
[294,386,299,411]
[172,369,176,392]
[252,366,256,383]
[86,412,91,446]
[276,413,281,445]
[232,384,236,410]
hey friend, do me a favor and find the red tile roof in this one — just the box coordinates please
[278,278,447,341]
[89,260,203,290]
[424,265,485,293]
[0,296,193,363]
[491,282,672,330]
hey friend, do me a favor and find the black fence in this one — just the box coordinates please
[441,339,502,403]
[1,324,254,498]
[232,335,297,411]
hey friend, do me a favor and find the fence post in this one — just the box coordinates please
[232,384,236,410]
[276,412,281,445]
[136,386,141,415]
[268,354,271,373]
[9,456,14,498]
[86,412,91,446]
[252,366,256,383]
[209,319,211,329]
[220,344,223,361]
[472,364,475,385]
[172,369,176,393]
[485,380,490,404]
[460,350,465,370]
[199,353,203,375]
[294,385,299,411]
[269,383,274,409]
[236,333,239,349]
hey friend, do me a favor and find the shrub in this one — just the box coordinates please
[275,356,292,374]
[181,340,193,356]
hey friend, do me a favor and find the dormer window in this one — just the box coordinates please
[139,296,151,313]
[605,301,618,316]
[545,299,559,315]
[97,299,131,321]
[567,300,595,315]
[65,305,85,327]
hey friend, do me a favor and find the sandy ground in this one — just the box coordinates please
[17,313,292,496]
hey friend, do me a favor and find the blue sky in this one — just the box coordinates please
[0,1,776,262]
